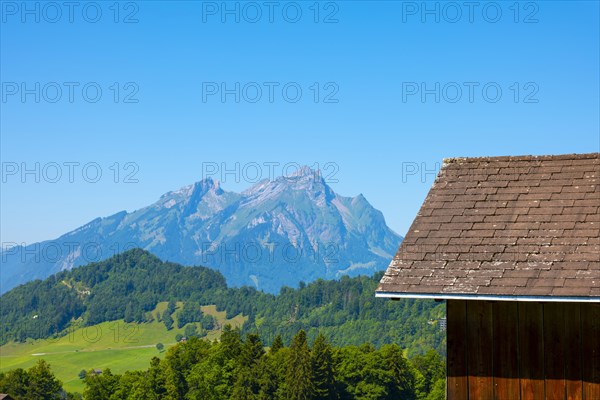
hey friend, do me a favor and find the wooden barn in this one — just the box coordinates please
[376,153,599,400]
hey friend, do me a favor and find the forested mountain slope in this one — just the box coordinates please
[1,249,445,355]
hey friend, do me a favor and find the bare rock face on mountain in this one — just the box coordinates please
[1,168,402,294]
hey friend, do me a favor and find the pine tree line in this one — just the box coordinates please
[0,327,446,400]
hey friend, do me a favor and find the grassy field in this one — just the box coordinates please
[0,303,246,394]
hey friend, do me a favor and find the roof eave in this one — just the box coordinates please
[375,291,600,303]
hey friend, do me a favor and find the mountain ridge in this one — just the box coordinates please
[1,167,402,294]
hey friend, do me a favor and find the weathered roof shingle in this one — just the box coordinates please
[376,153,600,300]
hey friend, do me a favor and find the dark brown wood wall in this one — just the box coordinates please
[447,300,600,400]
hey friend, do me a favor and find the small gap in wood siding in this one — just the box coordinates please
[491,301,495,400]
[564,304,567,400]
[581,304,584,400]
[543,303,546,400]
[465,300,470,400]
[517,302,522,400]
[563,303,567,400]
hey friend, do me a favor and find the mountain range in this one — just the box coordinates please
[1,167,402,294]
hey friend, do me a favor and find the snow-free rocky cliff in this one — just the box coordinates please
[1,168,402,294]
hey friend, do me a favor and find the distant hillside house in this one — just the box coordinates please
[0,394,15,400]
[376,153,599,400]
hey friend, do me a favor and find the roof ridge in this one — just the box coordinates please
[443,152,599,164]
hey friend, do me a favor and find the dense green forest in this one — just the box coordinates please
[0,328,446,400]
[1,249,445,356]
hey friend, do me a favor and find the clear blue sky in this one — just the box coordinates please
[1,0,599,245]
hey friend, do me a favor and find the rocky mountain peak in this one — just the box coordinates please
[1,169,402,294]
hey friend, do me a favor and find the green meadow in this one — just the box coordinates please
[0,303,246,394]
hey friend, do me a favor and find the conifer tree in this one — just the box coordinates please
[240,333,265,368]
[285,330,314,400]
[27,359,62,400]
[163,312,174,330]
[232,333,265,398]
[220,325,242,359]
[311,333,336,399]
[124,301,134,323]
[270,334,284,354]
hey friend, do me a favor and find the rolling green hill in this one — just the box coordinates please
[1,248,445,395]
[0,303,247,393]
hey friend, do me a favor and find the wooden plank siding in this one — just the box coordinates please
[467,301,494,399]
[492,301,520,400]
[564,303,583,400]
[519,302,546,400]
[544,303,567,400]
[447,300,469,399]
[447,300,600,400]
[582,305,600,400]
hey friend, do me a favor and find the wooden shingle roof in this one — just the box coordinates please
[376,153,600,301]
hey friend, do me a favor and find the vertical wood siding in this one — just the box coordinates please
[447,300,600,400]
